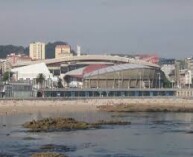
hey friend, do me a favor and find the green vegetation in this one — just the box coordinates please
[57,78,63,88]
[0,41,75,59]
[36,73,46,89]
[163,77,172,88]
[2,71,13,82]
[0,45,28,58]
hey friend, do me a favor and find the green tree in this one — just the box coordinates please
[57,78,63,88]
[36,73,46,89]
[163,77,172,88]
[2,71,13,82]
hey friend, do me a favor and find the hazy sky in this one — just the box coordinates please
[0,0,193,58]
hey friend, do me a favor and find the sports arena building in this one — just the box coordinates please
[64,63,164,89]
[10,55,164,89]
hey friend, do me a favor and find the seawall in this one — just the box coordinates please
[0,98,193,115]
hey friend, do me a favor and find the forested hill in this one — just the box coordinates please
[0,45,27,58]
[0,41,73,59]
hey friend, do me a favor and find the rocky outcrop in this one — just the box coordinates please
[23,117,131,132]
[31,152,67,157]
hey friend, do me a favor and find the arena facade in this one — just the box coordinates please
[82,64,164,89]
[64,63,164,89]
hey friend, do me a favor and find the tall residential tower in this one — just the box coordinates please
[29,42,45,60]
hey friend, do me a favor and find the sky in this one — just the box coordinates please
[0,0,193,58]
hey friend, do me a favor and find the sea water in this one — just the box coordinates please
[0,111,193,157]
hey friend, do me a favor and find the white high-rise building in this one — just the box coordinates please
[77,45,81,56]
[29,42,45,60]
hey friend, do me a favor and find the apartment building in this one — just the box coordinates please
[6,53,31,65]
[29,42,45,60]
[179,69,192,88]
[55,45,73,59]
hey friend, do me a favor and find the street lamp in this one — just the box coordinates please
[188,70,191,89]
[157,73,161,89]
[140,73,142,89]
[139,72,142,89]
[171,80,174,88]
[149,79,151,89]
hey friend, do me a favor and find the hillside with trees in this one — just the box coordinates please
[0,41,75,59]
[0,45,28,58]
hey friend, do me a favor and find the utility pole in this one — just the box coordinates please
[149,79,151,89]
[8,71,10,83]
[139,72,142,89]
[156,73,161,89]
[97,69,99,88]
[158,73,161,89]
[175,61,180,88]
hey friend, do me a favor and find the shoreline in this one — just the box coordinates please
[1,98,193,116]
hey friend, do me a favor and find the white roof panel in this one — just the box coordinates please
[65,67,85,76]
[11,63,53,80]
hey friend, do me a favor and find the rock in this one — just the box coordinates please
[23,117,131,132]
[40,144,76,152]
[31,152,67,157]
[94,120,131,126]
[0,153,14,157]
[23,117,97,132]
[98,104,193,113]
[23,137,36,140]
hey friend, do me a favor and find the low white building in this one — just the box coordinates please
[11,63,54,81]
[179,69,192,88]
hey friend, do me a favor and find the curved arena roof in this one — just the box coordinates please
[84,63,152,78]
[12,55,159,68]
[65,64,110,78]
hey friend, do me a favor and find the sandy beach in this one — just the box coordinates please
[0,99,100,116]
[1,98,193,115]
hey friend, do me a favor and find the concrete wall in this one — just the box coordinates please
[176,89,193,98]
